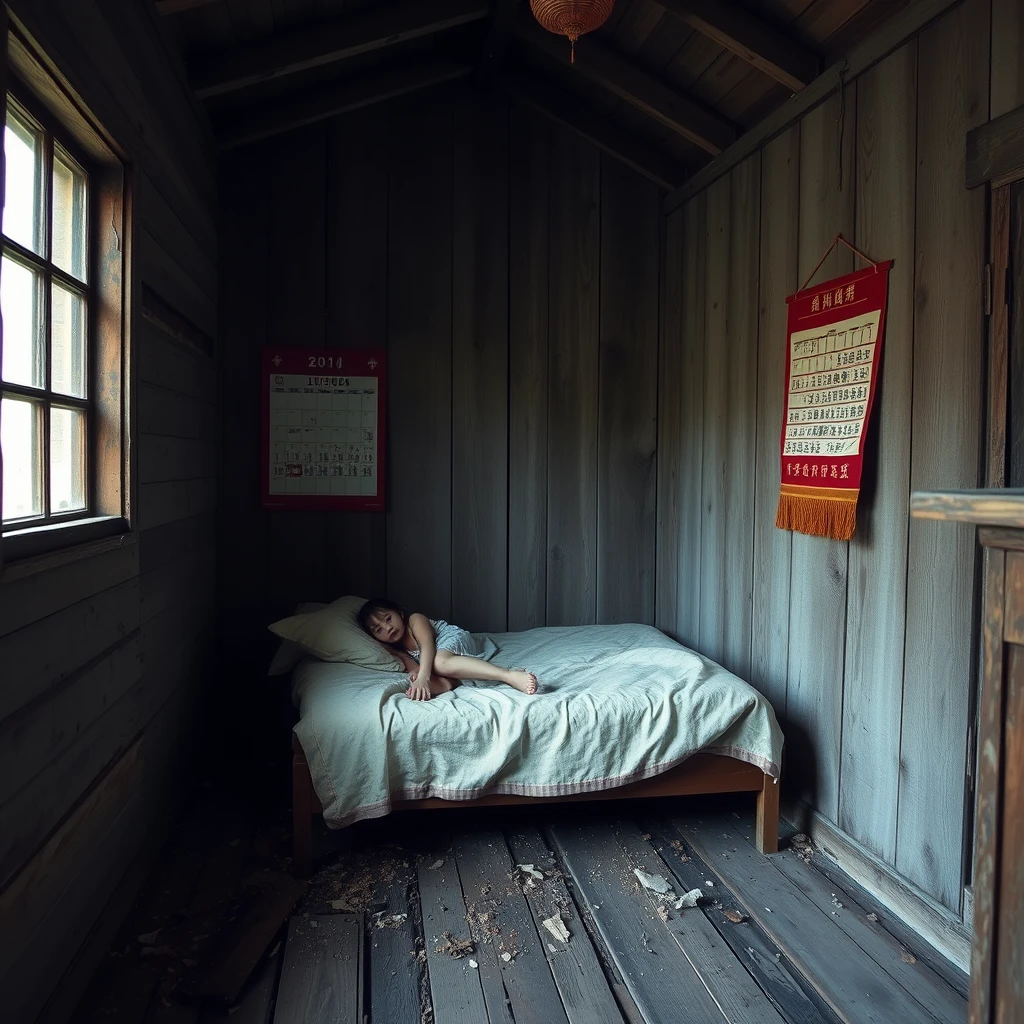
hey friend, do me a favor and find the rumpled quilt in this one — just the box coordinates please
[291,623,783,828]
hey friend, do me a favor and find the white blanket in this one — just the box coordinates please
[292,623,783,828]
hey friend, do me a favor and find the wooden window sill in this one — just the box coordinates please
[1,516,132,575]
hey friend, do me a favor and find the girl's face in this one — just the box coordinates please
[367,608,404,644]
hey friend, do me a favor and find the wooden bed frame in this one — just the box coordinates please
[290,734,779,876]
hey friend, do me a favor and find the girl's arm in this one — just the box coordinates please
[395,651,419,676]
[407,613,436,681]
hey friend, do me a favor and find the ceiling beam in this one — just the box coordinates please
[663,0,967,211]
[191,0,488,99]
[156,0,220,13]
[502,71,687,191]
[655,0,818,92]
[514,15,735,156]
[217,57,470,148]
[478,0,521,83]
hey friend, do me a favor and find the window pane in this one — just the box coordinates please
[50,405,86,513]
[3,108,45,255]
[1,256,45,388]
[1,396,43,520]
[52,148,88,281]
[52,282,87,398]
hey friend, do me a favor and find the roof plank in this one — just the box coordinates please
[656,0,818,90]
[191,0,488,98]
[503,70,688,190]
[515,14,735,154]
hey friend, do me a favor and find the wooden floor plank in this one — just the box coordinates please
[449,840,515,1024]
[193,874,304,1010]
[609,820,786,1024]
[454,832,569,1024]
[506,828,626,1024]
[366,856,422,1024]
[548,821,727,1024]
[642,818,841,1024]
[75,800,221,1024]
[771,849,967,1024]
[273,915,362,1024]
[803,851,969,999]
[415,848,491,1024]
[199,948,279,1024]
[679,815,946,1024]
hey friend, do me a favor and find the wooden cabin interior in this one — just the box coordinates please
[2,0,1024,1021]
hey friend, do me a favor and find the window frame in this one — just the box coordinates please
[1,25,131,566]
[2,88,97,530]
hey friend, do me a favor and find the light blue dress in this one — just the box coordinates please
[407,619,497,663]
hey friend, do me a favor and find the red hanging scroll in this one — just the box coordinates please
[776,259,892,540]
[261,347,386,511]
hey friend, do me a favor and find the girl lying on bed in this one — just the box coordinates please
[357,598,539,702]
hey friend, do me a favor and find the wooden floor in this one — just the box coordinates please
[70,793,969,1024]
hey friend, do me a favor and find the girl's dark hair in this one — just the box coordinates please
[357,597,406,633]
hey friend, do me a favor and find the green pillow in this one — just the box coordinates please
[268,596,402,672]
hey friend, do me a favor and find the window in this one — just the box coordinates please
[0,28,129,564]
[2,97,91,526]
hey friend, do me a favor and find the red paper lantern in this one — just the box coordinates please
[530,0,616,63]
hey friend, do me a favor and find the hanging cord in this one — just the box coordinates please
[836,60,848,192]
[800,233,879,292]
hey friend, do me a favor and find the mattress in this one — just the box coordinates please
[291,622,784,828]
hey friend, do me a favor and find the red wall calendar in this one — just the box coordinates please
[261,348,386,511]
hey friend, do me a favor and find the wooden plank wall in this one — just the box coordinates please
[0,2,218,1021]
[658,0,989,914]
[219,85,663,686]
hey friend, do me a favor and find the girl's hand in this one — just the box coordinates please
[407,671,431,702]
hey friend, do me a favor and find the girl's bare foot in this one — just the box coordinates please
[505,669,538,695]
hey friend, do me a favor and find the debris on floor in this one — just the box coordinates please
[501,952,513,962]
[542,915,571,943]
[468,959,479,969]
[867,912,879,923]
[724,910,748,924]
[137,929,161,946]
[634,869,674,894]
[901,950,917,964]
[427,859,445,871]
[373,912,408,929]
[516,863,544,881]
[435,932,474,959]
[676,889,703,909]
[656,906,670,923]
[791,833,814,862]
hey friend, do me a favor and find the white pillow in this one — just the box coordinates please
[267,602,325,676]
[268,596,402,672]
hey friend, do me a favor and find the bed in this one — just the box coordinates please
[289,622,783,875]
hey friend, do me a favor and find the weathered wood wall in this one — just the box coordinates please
[219,86,662,697]
[659,0,990,915]
[0,2,217,1021]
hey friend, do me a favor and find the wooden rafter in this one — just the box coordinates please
[156,0,219,13]
[191,0,488,99]
[663,0,968,211]
[479,0,521,82]
[502,71,687,190]
[515,15,735,155]
[217,57,470,148]
[655,0,818,92]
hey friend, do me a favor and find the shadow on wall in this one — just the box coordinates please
[774,716,819,817]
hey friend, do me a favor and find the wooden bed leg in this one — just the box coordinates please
[292,748,313,878]
[756,774,779,854]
